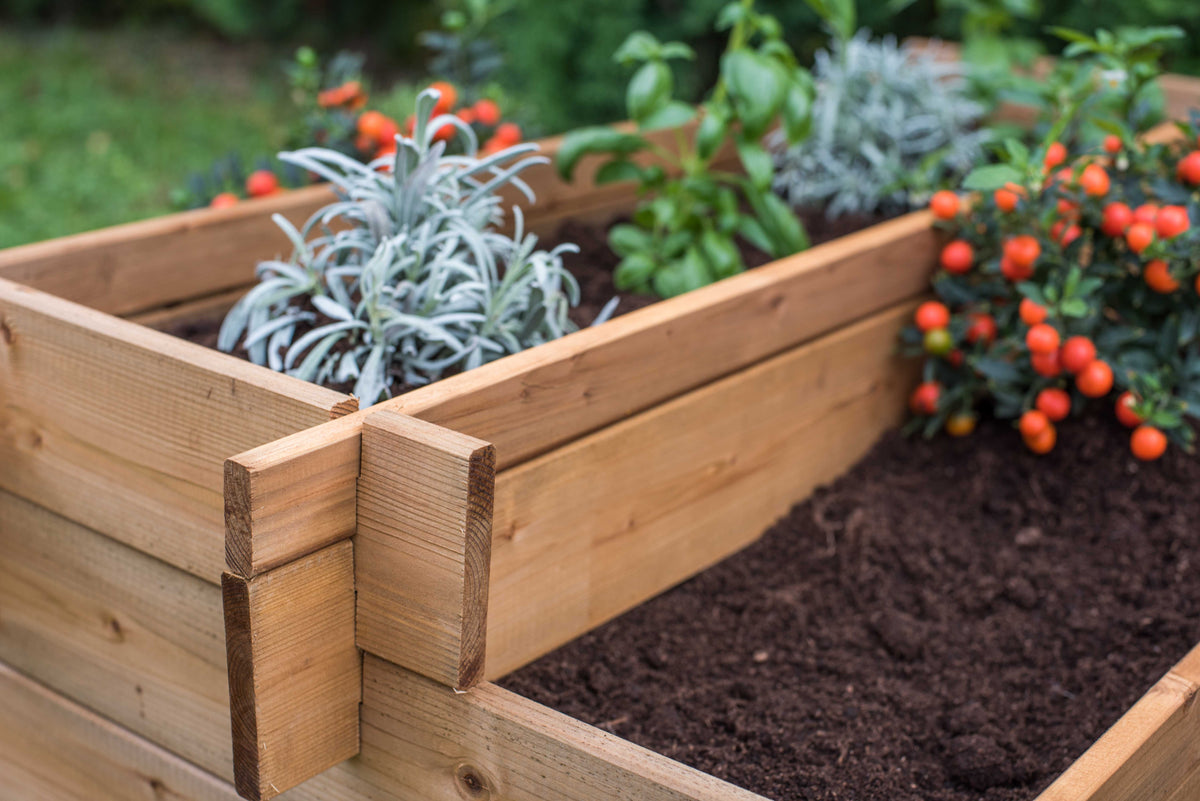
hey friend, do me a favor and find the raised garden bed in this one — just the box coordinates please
[1,71,1200,801]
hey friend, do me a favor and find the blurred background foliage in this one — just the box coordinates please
[2,0,1200,246]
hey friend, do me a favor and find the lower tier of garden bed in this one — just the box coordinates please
[500,414,1200,801]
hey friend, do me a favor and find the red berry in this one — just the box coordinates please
[1155,205,1190,239]
[1019,298,1047,325]
[1044,142,1067,169]
[1115,392,1143,428]
[995,184,1022,212]
[1031,349,1062,377]
[909,382,941,415]
[930,190,960,220]
[1101,202,1133,237]
[495,121,522,144]
[1075,360,1114,398]
[1144,259,1180,293]
[1103,134,1122,154]
[1019,409,1050,439]
[1001,255,1033,282]
[940,240,974,274]
[1133,204,1160,225]
[965,313,997,346]
[473,98,501,126]
[1131,425,1168,461]
[245,170,279,198]
[1126,223,1155,254]
[210,192,238,209]
[1177,151,1200,185]
[1036,388,1072,422]
[1059,336,1096,374]
[1004,235,1041,269]
[914,301,951,332]
[1026,323,1060,354]
[1079,164,1110,196]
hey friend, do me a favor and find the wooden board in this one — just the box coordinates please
[482,301,919,679]
[356,410,496,689]
[0,278,355,583]
[391,211,935,470]
[0,187,334,318]
[1035,644,1200,801]
[1,122,735,323]
[0,661,241,801]
[223,541,360,800]
[213,209,935,584]
[0,485,233,778]
[225,421,361,577]
[335,653,769,801]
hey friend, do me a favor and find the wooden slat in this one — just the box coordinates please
[1036,644,1200,801]
[0,121,734,322]
[482,301,919,679]
[0,278,356,582]
[356,410,496,689]
[223,540,360,800]
[0,661,241,801]
[0,187,334,318]
[225,418,361,577]
[349,653,768,801]
[0,485,233,778]
[391,211,935,469]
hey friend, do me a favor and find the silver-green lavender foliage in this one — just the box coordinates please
[219,89,597,406]
[769,34,990,218]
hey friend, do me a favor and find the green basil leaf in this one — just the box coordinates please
[627,61,673,124]
[721,50,786,139]
[556,127,646,180]
[736,137,774,191]
[961,164,1024,191]
[640,100,695,132]
[614,253,657,292]
[594,160,644,186]
[609,223,653,257]
[695,104,730,162]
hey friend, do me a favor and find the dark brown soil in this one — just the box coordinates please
[500,414,1200,801]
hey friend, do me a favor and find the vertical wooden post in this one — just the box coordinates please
[222,540,360,801]
[356,408,496,690]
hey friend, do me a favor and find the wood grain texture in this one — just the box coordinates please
[0,278,355,583]
[1035,643,1200,801]
[349,653,768,801]
[0,661,241,801]
[0,485,233,778]
[225,418,362,577]
[482,301,920,679]
[223,540,360,801]
[0,187,334,317]
[389,211,936,469]
[356,409,496,690]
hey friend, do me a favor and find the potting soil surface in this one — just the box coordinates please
[499,414,1200,801]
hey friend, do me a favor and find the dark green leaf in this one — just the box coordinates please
[627,61,673,123]
[594,160,644,186]
[695,105,730,162]
[614,31,661,65]
[736,137,774,191]
[608,223,653,258]
[781,75,814,144]
[640,100,695,132]
[721,50,787,139]
[556,127,646,180]
[962,164,1024,191]
[613,253,657,291]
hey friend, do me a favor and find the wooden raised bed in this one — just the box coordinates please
[2,72,1200,801]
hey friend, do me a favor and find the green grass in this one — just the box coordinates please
[0,26,296,248]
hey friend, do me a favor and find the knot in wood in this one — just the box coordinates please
[453,761,494,800]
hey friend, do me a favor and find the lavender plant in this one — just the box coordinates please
[219,88,602,406]
[768,34,990,219]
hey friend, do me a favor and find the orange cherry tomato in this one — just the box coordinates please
[1101,202,1133,237]
[1115,392,1143,428]
[914,301,951,332]
[940,240,974,274]
[1024,424,1057,454]
[1026,323,1060,354]
[1126,223,1155,254]
[1019,409,1050,439]
[1019,298,1047,325]
[1036,388,1072,422]
[1131,425,1168,461]
[1144,259,1180,293]
[1075,360,1114,398]
[1059,336,1096,374]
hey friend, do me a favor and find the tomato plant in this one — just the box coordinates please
[902,25,1197,461]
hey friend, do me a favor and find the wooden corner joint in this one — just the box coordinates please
[356,408,497,691]
[222,540,361,801]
